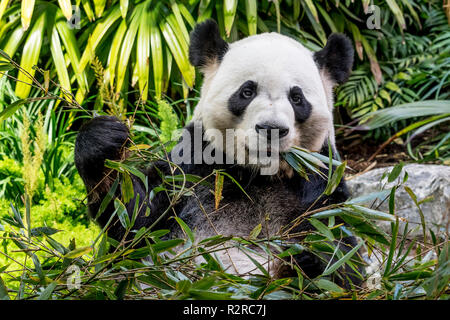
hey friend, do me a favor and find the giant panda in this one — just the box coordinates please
[75,20,363,289]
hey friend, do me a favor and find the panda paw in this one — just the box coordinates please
[75,116,129,182]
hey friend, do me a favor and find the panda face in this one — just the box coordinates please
[197,33,332,156]
[189,20,353,171]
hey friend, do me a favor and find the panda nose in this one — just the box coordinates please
[255,123,289,139]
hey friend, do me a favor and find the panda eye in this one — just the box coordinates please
[290,94,302,103]
[289,87,304,104]
[241,87,255,99]
[289,86,312,123]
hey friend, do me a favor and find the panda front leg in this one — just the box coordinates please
[74,116,170,243]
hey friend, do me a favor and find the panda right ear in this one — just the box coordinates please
[189,19,229,69]
[314,33,354,85]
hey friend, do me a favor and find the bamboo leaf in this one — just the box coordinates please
[1,27,25,60]
[31,227,60,237]
[21,0,36,30]
[245,0,257,35]
[303,0,326,45]
[15,11,46,98]
[160,18,195,88]
[50,24,71,95]
[404,186,427,243]
[0,98,30,121]
[55,9,88,95]
[162,46,172,93]
[324,161,346,196]
[386,0,406,30]
[150,9,163,99]
[223,0,238,37]
[37,282,57,300]
[309,218,334,241]
[120,0,128,18]
[214,172,224,210]
[346,205,396,222]
[322,241,363,276]
[340,214,390,245]
[116,7,142,92]
[137,8,150,101]
[249,223,262,239]
[81,0,95,21]
[400,0,421,28]
[303,0,319,23]
[278,243,304,258]
[384,217,399,277]
[389,270,433,281]
[104,160,147,190]
[93,0,107,18]
[57,0,73,21]
[388,163,404,183]
[31,253,44,283]
[121,172,134,204]
[357,101,450,130]
[0,0,9,22]
[360,33,382,84]
[170,0,190,45]
[313,278,344,293]
[79,6,121,73]
[105,18,127,86]
[174,217,195,244]
[0,277,10,300]
[114,198,131,229]
[64,246,93,259]
[178,3,196,29]
[316,2,337,33]
[152,239,184,253]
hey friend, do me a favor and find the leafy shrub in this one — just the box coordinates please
[0,143,447,300]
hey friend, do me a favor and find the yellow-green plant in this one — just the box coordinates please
[0,1,88,101]
[20,112,46,237]
[91,56,126,118]
[20,113,46,198]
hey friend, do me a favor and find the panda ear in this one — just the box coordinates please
[314,33,354,85]
[189,19,229,69]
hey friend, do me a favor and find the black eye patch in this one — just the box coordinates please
[289,86,312,123]
[228,80,257,117]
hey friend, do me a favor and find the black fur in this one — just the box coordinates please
[74,116,171,241]
[289,86,312,123]
[75,116,129,190]
[227,80,258,117]
[314,33,354,84]
[189,19,229,68]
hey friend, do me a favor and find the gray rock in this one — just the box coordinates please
[346,164,449,239]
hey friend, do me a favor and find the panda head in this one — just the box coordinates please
[189,20,353,173]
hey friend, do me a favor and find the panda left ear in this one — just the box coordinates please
[189,19,229,70]
[314,33,354,85]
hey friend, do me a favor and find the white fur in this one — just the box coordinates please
[193,32,334,159]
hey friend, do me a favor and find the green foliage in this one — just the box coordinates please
[356,100,450,162]
[336,2,449,118]
[0,158,23,199]
[157,99,181,145]
[0,160,447,300]
[0,0,445,105]
[0,0,448,301]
